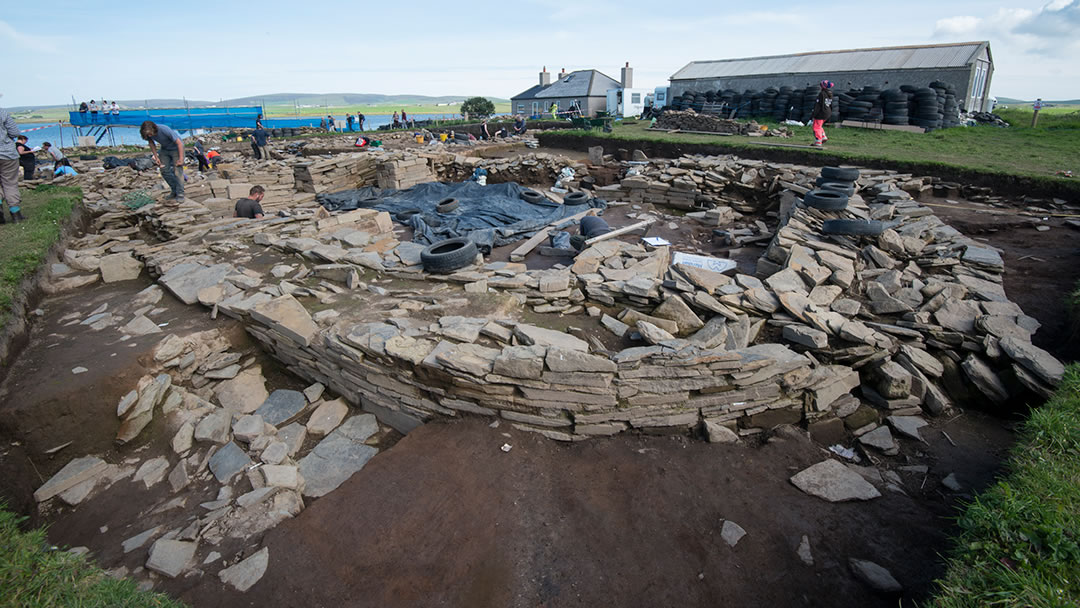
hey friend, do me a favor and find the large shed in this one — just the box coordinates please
[669,41,994,112]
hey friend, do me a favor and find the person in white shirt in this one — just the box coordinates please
[40,142,65,170]
[110,101,120,115]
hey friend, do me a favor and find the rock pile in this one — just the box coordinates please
[656,110,755,134]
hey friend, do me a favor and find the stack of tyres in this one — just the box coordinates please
[911,87,942,129]
[815,166,861,199]
[774,86,793,122]
[804,166,860,212]
[759,88,778,117]
[882,88,910,125]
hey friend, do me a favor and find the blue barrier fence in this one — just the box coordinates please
[69,106,272,130]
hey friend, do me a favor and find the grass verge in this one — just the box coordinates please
[549,109,1080,196]
[0,184,83,325]
[0,505,185,608]
[931,364,1080,607]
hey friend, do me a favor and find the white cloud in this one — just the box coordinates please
[1015,0,1080,36]
[934,15,982,35]
[0,20,61,53]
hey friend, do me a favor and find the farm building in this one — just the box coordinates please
[512,67,622,118]
[669,41,994,113]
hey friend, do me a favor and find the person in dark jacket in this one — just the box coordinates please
[811,80,834,148]
[15,136,36,180]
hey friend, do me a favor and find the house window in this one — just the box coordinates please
[531,102,539,115]
[517,103,524,112]
[631,93,641,104]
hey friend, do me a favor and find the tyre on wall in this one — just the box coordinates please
[816,181,856,197]
[803,189,850,211]
[421,238,479,273]
[820,166,860,181]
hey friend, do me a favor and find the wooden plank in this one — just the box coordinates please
[509,209,597,262]
[840,120,926,134]
[584,218,656,246]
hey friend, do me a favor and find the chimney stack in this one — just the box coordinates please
[539,66,550,87]
[559,68,566,79]
[621,61,633,89]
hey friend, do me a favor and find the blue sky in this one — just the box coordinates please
[2,0,1077,108]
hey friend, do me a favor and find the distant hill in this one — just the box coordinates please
[7,93,509,113]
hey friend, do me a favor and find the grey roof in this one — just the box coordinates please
[671,41,990,80]
[512,70,621,100]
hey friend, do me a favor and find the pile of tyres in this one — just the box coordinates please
[801,166,884,237]
[668,80,961,130]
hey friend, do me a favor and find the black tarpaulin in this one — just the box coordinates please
[316,181,606,252]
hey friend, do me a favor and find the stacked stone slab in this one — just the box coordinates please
[294,154,380,194]
[376,156,435,190]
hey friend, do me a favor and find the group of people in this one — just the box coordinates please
[77,99,121,122]
[475,115,528,140]
[392,110,414,129]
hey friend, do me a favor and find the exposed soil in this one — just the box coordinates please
[171,415,1012,608]
[923,197,1080,361]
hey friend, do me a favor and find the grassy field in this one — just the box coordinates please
[262,101,512,118]
[0,505,185,608]
[932,363,1080,608]
[10,102,514,124]
[583,107,1080,184]
[0,184,82,324]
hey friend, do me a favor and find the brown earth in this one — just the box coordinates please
[170,415,1013,608]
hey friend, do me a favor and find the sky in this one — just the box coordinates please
[1,0,1078,108]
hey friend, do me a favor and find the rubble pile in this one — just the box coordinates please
[656,110,754,134]
[33,321,390,586]
[595,156,788,212]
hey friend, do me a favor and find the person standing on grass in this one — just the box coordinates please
[326,115,336,132]
[15,136,37,180]
[811,80,834,148]
[139,120,185,203]
[357,112,365,131]
[346,113,354,132]
[392,111,400,129]
[401,109,408,125]
[0,106,25,223]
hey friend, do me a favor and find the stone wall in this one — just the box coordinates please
[237,296,828,440]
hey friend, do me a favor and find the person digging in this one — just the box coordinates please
[570,215,612,251]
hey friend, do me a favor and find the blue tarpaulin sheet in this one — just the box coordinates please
[316,181,606,252]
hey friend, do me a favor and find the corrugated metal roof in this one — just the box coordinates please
[671,41,988,80]
[512,70,621,100]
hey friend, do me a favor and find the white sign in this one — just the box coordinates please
[672,252,738,274]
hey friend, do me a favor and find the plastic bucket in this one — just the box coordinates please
[415,134,424,144]
[439,133,448,142]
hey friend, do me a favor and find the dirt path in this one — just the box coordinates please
[170,416,1011,608]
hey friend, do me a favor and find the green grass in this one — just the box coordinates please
[0,505,185,608]
[581,111,1080,183]
[0,184,82,324]
[931,364,1080,608]
[261,102,512,118]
